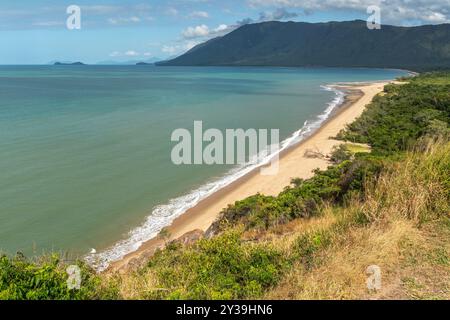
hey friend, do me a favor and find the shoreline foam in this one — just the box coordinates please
[86,81,386,272]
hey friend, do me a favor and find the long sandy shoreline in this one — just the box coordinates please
[108,81,390,273]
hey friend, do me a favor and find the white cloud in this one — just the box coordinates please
[32,21,64,27]
[424,12,448,23]
[125,50,140,57]
[108,16,141,25]
[259,8,299,21]
[166,7,179,16]
[109,51,121,57]
[189,11,210,19]
[214,24,229,32]
[247,0,450,25]
[181,24,234,39]
[162,45,178,54]
[81,5,121,14]
[162,40,201,55]
[109,50,141,57]
[235,8,300,26]
[182,24,211,38]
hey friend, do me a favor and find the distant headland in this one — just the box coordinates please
[53,62,85,66]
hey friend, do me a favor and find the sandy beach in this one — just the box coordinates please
[109,81,390,272]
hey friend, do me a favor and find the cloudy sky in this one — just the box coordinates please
[0,0,449,64]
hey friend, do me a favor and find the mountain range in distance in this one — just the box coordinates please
[158,20,450,71]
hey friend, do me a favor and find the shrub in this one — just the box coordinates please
[142,230,286,300]
[210,155,385,234]
[330,144,352,164]
[337,73,450,154]
[0,253,117,300]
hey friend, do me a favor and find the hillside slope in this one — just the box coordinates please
[159,20,450,71]
[1,73,449,300]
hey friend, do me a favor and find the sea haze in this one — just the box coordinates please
[0,66,408,266]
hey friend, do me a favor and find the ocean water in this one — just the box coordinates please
[0,66,408,268]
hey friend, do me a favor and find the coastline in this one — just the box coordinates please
[106,80,392,273]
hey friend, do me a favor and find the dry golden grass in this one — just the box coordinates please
[363,144,450,223]
[241,206,339,249]
[265,218,427,300]
[265,142,450,300]
[114,142,450,300]
[119,262,174,300]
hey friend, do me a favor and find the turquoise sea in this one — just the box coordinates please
[0,66,408,268]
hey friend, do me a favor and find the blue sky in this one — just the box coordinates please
[0,0,448,64]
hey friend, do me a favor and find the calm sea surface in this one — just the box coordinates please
[0,66,407,260]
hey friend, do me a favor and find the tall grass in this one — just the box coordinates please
[266,140,450,300]
[363,140,450,224]
[1,73,449,300]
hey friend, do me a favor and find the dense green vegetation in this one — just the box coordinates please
[127,140,449,300]
[210,154,385,233]
[212,72,449,234]
[1,72,449,300]
[159,21,450,71]
[141,231,286,299]
[0,254,118,300]
[337,72,450,153]
[127,72,449,300]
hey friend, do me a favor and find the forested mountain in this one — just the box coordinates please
[159,20,450,71]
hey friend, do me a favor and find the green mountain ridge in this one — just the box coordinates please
[158,20,450,71]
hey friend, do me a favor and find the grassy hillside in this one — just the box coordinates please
[117,140,449,300]
[1,72,449,300]
[159,21,450,71]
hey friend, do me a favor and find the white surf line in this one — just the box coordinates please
[84,84,347,272]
